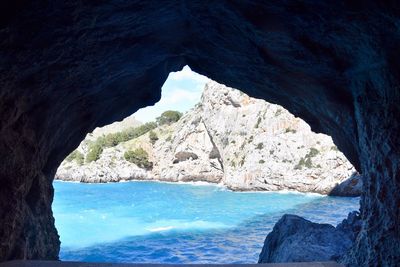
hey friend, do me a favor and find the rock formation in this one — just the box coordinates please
[0,1,399,265]
[56,81,361,196]
[258,212,361,263]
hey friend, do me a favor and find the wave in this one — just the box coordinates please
[233,189,325,197]
[147,226,175,232]
[146,220,231,233]
[54,180,81,183]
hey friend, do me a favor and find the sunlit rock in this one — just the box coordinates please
[57,81,361,195]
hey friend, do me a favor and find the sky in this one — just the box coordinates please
[134,66,210,122]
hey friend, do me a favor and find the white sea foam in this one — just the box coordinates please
[53,180,359,254]
[146,220,230,234]
[175,180,224,187]
[234,189,325,197]
[54,180,80,183]
[147,226,175,232]
[132,179,225,188]
[55,179,325,196]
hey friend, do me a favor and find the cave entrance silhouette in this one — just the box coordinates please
[1,2,399,266]
[52,67,360,264]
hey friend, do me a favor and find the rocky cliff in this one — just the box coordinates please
[56,81,361,195]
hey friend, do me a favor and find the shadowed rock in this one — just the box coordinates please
[329,173,363,197]
[173,151,199,163]
[258,212,361,263]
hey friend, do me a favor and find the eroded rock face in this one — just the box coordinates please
[329,173,362,197]
[1,1,399,265]
[258,212,361,263]
[56,81,360,195]
[195,82,359,194]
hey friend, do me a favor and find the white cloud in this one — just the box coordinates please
[169,66,210,84]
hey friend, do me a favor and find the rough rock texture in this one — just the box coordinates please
[56,146,151,183]
[57,81,361,195]
[192,82,359,194]
[258,212,361,263]
[56,113,224,184]
[0,1,399,265]
[329,173,362,197]
[89,115,141,140]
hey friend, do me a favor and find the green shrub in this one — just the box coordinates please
[166,135,172,142]
[239,130,247,136]
[305,157,313,168]
[331,145,339,151]
[65,150,84,165]
[239,156,246,166]
[120,122,157,142]
[65,150,77,162]
[307,147,319,158]
[294,148,319,170]
[240,141,246,150]
[102,122,158,148]
[149,130,158,145]
[124,148,152,170]
[255,117,262,128]
[275,108,283,117]
[294,157,306,170]
[156,110,182,125]
[248,135,254,143]
[222,137,229,148]
[86,143,103,163]
[259,159,265,164]
[88,121,158,159]
[256,143,264,150]
[76,154,84,165]
[285,128,296,134]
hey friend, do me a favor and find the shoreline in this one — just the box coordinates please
[53,178,350,198]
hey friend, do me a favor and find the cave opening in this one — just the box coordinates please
[2,3,400,265]
[52,66,360,264]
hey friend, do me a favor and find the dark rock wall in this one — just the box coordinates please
[0,1,399,265]
[258,214,357,263]
[343,74,400,265]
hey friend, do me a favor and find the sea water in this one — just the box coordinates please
[53,180,359,263]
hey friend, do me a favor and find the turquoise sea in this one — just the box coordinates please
[53,180,359,263]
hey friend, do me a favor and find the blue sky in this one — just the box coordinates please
[134,66,209,122]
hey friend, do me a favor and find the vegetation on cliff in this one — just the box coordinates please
[124,148,152,170]
[156,110,182,125]
[84,121,159,162]
[57,82,360,196]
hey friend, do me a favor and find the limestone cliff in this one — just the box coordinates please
[56,81,361,195]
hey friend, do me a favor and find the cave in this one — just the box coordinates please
[0,1,399,266]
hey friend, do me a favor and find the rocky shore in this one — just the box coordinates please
[259,211,362,263]
[56,81,361,196]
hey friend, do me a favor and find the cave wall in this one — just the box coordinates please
[0,1,399,265]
